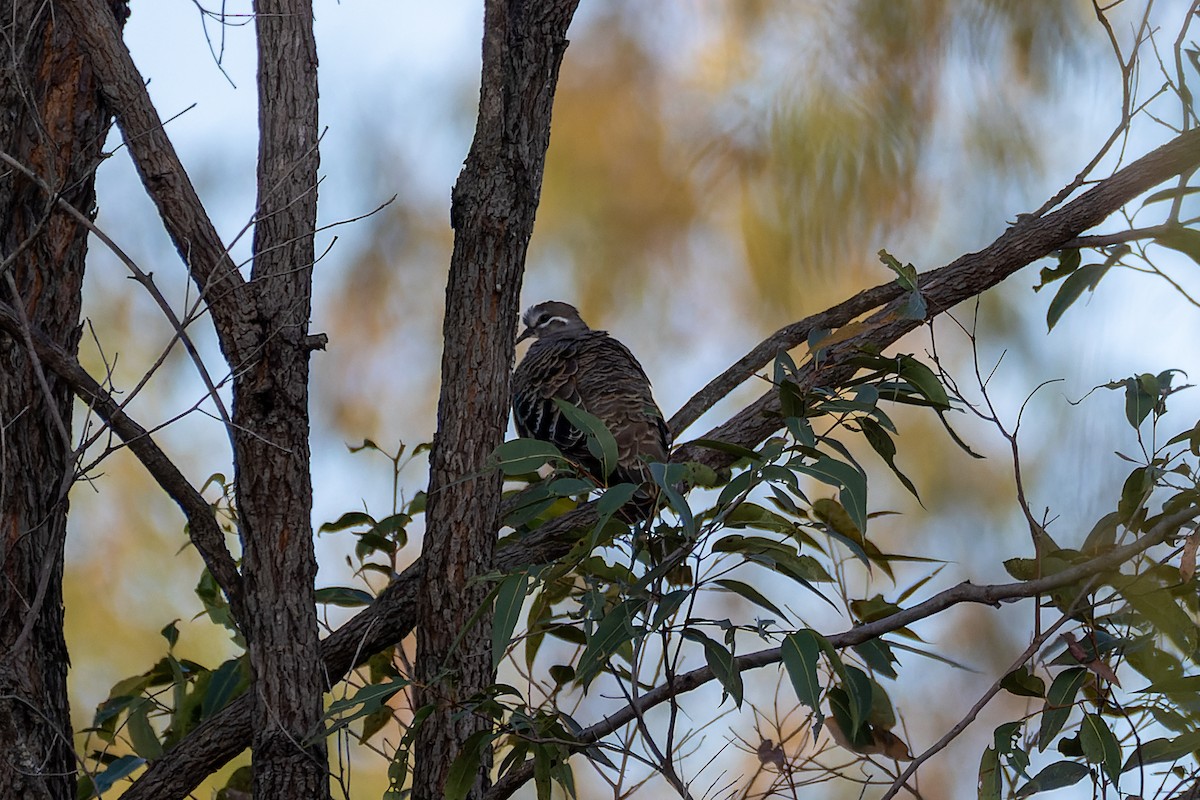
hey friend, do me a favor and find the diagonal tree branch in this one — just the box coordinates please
[58,0,255,369]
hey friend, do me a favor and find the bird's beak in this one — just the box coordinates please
[516,327,534,344]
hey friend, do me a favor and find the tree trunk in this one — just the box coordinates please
[236,0,327,796]
[412,2,579,798]
[0,1,127,798]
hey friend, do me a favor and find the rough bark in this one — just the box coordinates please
[235,0,327,796]
[412,2,580,798]
[0,1,125,798]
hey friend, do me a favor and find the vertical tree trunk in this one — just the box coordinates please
[236,0,327,795]
[0,2,126,798]
[412,2,579,798]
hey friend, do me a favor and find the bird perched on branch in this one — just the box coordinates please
[512,301,670,491]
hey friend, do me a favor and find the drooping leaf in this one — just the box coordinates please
[1013,760,1091,797]
[895,354,951,409]
[92,755,146,794]
[1038,667,1087,752]
[202,657,247,719]
[1034,247,1081,290]
[553,399,619,480]
[714,578,791,622]
[781,630,824,726]
[859,417,920,501]
[445,729,498,800]
[682,629,744,708]
[1154,225,1200,264]
[491,438,563,476]
[1121,731,1200,772]
[1046,263,1110,331]
[576,599,642,687]
[492,572,531,668]
[651,462,694,535]
[853,637,898,679]
[1079,713,1121,784]
[842,665,874,736]
[791,455,868,535]
[978,746,1002,800]
[125,699,163,761]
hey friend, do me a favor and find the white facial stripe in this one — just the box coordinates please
[539,315,570,327]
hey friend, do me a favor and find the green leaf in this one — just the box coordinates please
[1121,731,1200,772]
[1046,263,1110,331]
[1034,247,1081,291]
[712,535,833,584]
[724,502,797,535]
[1038,668,1087,752]
[319,511,375,533]
[1153,224,1200,264]
[596,483,638,525]
[649,589,690,631]
[323,681,406,742]
[492,572,530,668]
[92,755,145,794]
[125,699,163,761]
[159,621,179,649]
[878,248,918,290]
[315,586,375,608]
[994,720,1029,777]
[781,631,824,725]
[1001,666,1046,698]
[859,417,920,501]
[842,665,873,735]
[689,438,764,463]
[1013,761,1091,797]
[713,578,790,622]
[683,629,743,707]
[553,399,619,480]
[445,729,497,800]
[202,658,247,719]
[978,746,1001,800]
[1136,674,1200,694]
[577,600,641,687]
[1122,375,1158,429]
[1114,573,1198,654]
[899,288,927,320]
[791,455,868,535]
[359,706,393,743]
[853,638,898,680]
[373,512,411,537]
[651,462,694,535]
[1117,466,1152,523]
[491,438,563,476]
[896,355,951,409]
[1079,713,1121,784]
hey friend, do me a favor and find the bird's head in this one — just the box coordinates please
[516,301,590,343]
